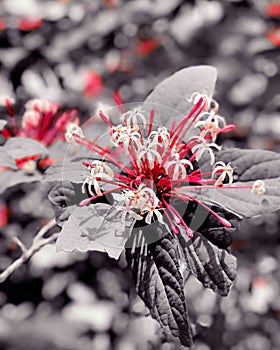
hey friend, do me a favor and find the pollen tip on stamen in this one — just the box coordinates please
[113,90,124,113]
[186,228,194,238]
[99,110,113,127]
[252,180,266,195]
[218,124,236,134]
[220,217,232,228]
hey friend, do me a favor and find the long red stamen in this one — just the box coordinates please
[148,108,154,136]
[168,192,232,228]
[113,91,124,113]
[99,110,113,127]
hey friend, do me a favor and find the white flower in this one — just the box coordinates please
[82,172,113,197]
[82,161,114,196]
[22,110,41,129]
[191,136,221,165]
[65,123,85,144]
[212,161,234,185]
[89,160,114,179]
[252,180,265,195]
[149,127,170,149]
[116,128,142,154]
[110,124,127,145]
[194,111,226,141]
[122,107,147,131]
[123,184,151,209]
[123,185,162,223]
[141,196,164,225]
[25,99,54,113]
[165,153,193,180]
[187,92,219,112]
[138,141,162,168]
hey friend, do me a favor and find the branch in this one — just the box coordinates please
[0,219,59,283]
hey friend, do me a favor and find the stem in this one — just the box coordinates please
[0,219,59,283]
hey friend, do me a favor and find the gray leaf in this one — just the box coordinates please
[44,159,85,184]
[48,181,81,226]
[4,137,49,159]
[143,66,217,130]
[0,148,17,170]
[56,204,134,260]
[177,230,237,296]
[203,148,280,217]
[0,170,42,194]
[127,230,192,348]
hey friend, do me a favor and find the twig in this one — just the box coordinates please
[12,237,28,255]
[0,219,59,283]
[33,218,56,242]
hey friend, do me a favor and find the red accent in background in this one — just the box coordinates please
[267,27,280,46]
[84,71,104,98]
[267,3,280,18]
[17,17,43,31]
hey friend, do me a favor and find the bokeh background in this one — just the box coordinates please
[0,0,280,349]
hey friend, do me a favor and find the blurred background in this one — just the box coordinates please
[0,0,279,349]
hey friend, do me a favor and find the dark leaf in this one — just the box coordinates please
[204,148,280,217]
[48,180,115,226]
[48,181,83,226]
[4,137,49,159]
[143,66,217,129]
[177,230,237,296]
[182,202,241,249]
[56,203,134,260]
[127,228,192,348]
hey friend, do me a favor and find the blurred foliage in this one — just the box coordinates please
[0,0,279,349]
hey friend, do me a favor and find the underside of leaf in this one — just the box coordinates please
[126,228,192,348]
[177,230,237,296]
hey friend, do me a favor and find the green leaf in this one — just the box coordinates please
[127,229,192,348]
[204,148,280,217]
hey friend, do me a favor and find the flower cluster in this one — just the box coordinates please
[68,93,265,238]
[0,97,82,146]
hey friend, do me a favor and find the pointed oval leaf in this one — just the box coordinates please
[48,182,82,226]
[143,66,217,127]
[4,137,49,159]
[204,148,280,217]
[0,148,17,170]
[126,229,192,348]
[56,204,134,260]
[177,230,237,296]
[0,170,42,194]
[44,159,85,184]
